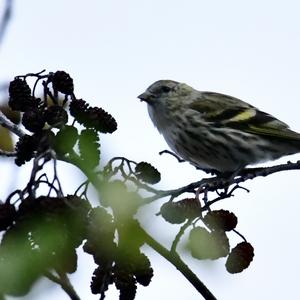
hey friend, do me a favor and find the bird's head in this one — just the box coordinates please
[138,80,193,106]
[138,80,195,131]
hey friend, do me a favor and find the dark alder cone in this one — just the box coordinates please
[114,268,137,300]
[54,125,78,154]
[225,242,254,274]
[51,71,74,95]
[91,266,113,295]
[85,106,117,134]
[189,227,208,260]
[0,202,17,231]
[22,109,45,132]
[69,99,89,121]
[135,162,161,184]
[69,99,117,133]
[160,198,201,224]
[18,195,91,269]
[160,201,187,224]
[15,130,55,166]
[18,195,90,220]
[189,227,230,260]
[133,252,153,286]
[8,78,33,111]
[83,207,116,265]
[174,198,202,219]
[209,230,230,259]
[45,105,68,128]
[41,195,91,248]
[61,195,92,248]
[17,196,38,217]
[204,209,238,232]
[15,134,38,166]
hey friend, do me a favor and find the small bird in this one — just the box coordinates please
[138,80,300,174]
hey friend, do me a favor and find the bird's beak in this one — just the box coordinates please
[137,91,154,104]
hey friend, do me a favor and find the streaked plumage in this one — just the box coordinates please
[138,80,300,173]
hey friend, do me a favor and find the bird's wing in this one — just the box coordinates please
[189,92,257,122]
[189,92,300,141]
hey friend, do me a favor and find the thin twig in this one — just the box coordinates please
[52,157,64,197]
[44,271,81,300]
[232,229,247,242]
[74,179,89,197]
[0,110,25,137]
[0,149,16,156]
[141,178,212,204]
[171,219,193,253]
[141,227,217,300]
[159,149,186,163]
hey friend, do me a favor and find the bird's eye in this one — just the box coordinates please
[161,86,171,93]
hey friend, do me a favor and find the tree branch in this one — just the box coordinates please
[142,161,300,204]
[0,110,25,137]
[0,149,16,156]
[171,219,192,253]
[141,227,217,300]
[44,271,81,300]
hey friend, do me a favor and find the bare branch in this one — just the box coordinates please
[44,271,81,300]
[141,226,217,300]
[0,110,25,137]
[0,149,16,156]
[171,219,193,253]
[159,149,186,163]
[142,161,300,205]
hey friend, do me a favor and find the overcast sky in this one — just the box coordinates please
[2,1,300,299]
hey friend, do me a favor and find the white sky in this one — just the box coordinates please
[2,0,300,299]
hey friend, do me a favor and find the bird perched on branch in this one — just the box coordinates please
[138,80,300,175]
